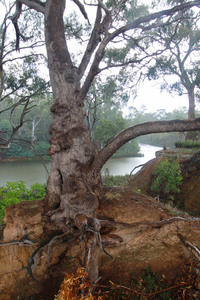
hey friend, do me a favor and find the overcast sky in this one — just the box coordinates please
[131,81,188,113]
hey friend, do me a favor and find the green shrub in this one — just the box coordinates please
[0,181,46,223]
[34,141,49,156]
[175,140,200,149]
[3,141,50,158]
[6,143,34,158]
[102,175,129,187]
[151,159,183,203]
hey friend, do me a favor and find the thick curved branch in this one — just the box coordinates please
[18,0,45,13]
[91,118,200,173]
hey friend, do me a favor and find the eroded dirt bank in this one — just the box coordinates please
[1,184,200,299]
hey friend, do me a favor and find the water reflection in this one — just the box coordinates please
[0,160,50,187]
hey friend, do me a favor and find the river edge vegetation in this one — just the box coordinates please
[1,105,200,161]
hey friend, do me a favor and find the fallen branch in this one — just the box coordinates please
[98,281,189,298]
[129,163,145,176]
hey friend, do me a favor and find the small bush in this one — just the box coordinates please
[102,175,129,187]
[34,141,49,156]
[151,159,183,203]
[0,181,46,222]
[6,143,34,158]
[175,140,200,149]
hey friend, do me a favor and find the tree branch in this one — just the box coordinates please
[91,118,200,173]
[109,1,200,41]
[18,0,45,14]
[11,0,44,50]
[80,0,200,99]
[78,4,102,79]
[72,0,90,24]
[45,0,73,75]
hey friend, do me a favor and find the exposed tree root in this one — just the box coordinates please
[99,216,200,230]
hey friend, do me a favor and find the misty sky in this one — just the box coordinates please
[132,81,189,113]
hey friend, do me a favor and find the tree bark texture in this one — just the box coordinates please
[45,0,98,217]
[186,86,196,140]
[188,87,195,120]
[44,0,100,279]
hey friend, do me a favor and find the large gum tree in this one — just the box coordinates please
[11,0,200,280]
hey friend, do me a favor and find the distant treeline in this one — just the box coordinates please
[1,98,199,159]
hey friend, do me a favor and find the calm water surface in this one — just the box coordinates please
[102,144,162,176]
[0,144,162,187]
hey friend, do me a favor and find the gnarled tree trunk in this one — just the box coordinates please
[42,1,200,282]
[44,1,101,279]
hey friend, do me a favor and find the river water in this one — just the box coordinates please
[0,144,162,187]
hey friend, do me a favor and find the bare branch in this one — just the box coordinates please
[10,0,45,50]
[78,4,104,79]
[0,82,49,147]
[72,0,90,24]
[0,22,7,99]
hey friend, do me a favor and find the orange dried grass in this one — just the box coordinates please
[55,268,103,300]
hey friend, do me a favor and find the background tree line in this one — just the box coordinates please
[1,93,199,159]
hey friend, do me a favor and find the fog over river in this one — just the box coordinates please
[0,144,162,187]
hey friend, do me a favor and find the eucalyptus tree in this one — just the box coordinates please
[147,10,200,122]
[0,1,49,147]
[10,0,200,281]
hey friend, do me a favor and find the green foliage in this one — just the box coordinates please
[0,140,49,158]
[113,140,140,158]
[0,119,10,131]
[0,181,46,222]
[93,115,126,146]
[175,140,200,149]
[105,47,129,65]
[6,143,35,158]
[151,159,183,202]
[147,11,200,120]
[132,268,180,299]
[102,175,129,187]
[91,103,140,157]
[34,141,49,156]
